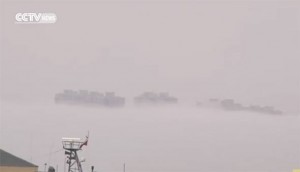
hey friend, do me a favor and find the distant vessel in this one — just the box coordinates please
[198,98,283,115]
[55,90,125,107]
[134,92,178,105]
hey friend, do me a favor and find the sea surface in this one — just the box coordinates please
[0,101,299,172]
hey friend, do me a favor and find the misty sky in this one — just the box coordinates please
[1,1,300,172]
[1,0,299,113]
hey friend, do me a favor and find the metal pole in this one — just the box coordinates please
[64,156,66,172]
[44,163,47,172]
[68,152,72,172]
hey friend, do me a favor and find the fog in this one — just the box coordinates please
[0,0,300,172]
[1,102,299,172]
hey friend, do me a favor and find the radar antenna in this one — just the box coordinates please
[62,134,88,172]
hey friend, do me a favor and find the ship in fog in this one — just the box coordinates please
[55,90,125,107]
[134,92,178,105]
[198,98,283,115]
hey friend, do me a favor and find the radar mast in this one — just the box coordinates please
[62,135,88,172]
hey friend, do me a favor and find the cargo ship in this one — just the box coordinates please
[55,90,125,107]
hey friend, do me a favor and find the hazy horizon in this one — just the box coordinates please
[0,0,300,172]
[1,0,300,113]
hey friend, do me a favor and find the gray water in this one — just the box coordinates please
[0,101,299,172]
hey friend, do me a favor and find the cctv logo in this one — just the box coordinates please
[15,13,57,24]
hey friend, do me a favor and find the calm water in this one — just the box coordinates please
[0,101,299,172]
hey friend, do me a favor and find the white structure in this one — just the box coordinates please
[62,136,88,172]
